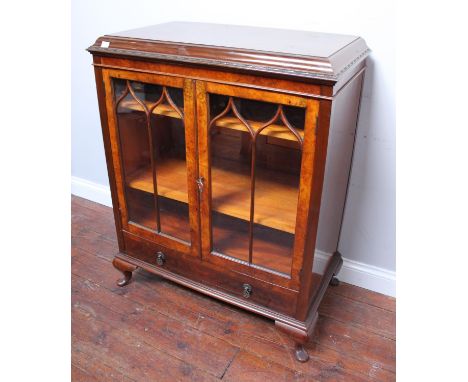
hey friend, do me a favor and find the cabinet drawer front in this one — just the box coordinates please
[123,231,298,316]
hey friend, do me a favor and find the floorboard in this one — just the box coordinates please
[71,195,396,381]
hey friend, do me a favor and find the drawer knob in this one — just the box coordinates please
[242,283,252,298]
[156,251,166,266]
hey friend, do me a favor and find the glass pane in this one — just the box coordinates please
[209,94,305,276]
[252,107,304,275]
[210,95,251,260]
[113,78,190,243]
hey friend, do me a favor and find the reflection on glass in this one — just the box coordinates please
[211,126,251,261]
[251,122,303,274]
[209,94,305,276]
[113,78,190,243]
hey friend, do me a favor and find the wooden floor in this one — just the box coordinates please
[71,195,396,381]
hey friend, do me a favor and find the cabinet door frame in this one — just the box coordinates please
[196,80,320,289]
[102,68,201,258]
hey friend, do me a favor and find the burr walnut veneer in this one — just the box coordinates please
[88,22,369,362]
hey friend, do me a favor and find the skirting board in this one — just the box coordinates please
[312,251,395,297]
[71,176,113,208]
[71,175,396,297]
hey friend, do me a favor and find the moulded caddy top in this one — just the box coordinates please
[88,22,369,82]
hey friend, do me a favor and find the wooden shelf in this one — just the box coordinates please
[214,116,304,142]
[119,99,182,119]
[126,157,299,234]
[120,99,303,142]
[127,157,189,203]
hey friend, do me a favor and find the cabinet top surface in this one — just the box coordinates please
[89,22,369,82]
[110,22,358,58]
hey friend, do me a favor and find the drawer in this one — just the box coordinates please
[123,231,298,316]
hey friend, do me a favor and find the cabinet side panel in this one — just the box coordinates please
[315,72,365,258]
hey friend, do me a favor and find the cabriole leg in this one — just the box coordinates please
[275,311,318,363]
[112,257,138,287]
[295,343,309,362]
[329,275,340,286]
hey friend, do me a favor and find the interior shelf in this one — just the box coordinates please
[120,99,303,142]
[127,157,189,203]
[126,157,299,234]
[120,99,183,119]
[214,116,304,142]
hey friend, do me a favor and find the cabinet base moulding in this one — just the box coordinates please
[112,251,342,362]
[112,257,138,286]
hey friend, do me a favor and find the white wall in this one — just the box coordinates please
[72,0,395,294]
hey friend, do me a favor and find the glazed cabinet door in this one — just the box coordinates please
[196,81,319,288]
[102,69,200,257]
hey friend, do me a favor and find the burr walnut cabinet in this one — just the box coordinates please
[88,22,369,362]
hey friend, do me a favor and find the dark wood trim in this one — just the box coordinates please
[88,34,369,82]
[93,65,125,252]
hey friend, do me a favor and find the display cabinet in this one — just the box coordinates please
[88,22,369,362]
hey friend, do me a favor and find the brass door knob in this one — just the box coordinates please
[242,284,252,298]
[156,251,166,266]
